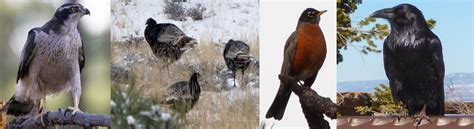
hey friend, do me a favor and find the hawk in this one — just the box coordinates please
[2,2,90,116]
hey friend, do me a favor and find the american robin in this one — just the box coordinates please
[266,8,327,120]
[223,39,251,87]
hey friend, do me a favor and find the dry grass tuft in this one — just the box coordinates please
[111,36,259,128]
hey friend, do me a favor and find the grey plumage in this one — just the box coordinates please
[162,73,201,113]
[223,40,251,87]
[2,2,90,116]
[144,18,197,66]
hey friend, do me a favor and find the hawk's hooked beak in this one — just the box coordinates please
[371,8,395,19]
[84,8,90,15]
[317,10,327,16]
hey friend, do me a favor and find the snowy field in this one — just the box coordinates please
[110,0,259,128]
[112,0,259,44]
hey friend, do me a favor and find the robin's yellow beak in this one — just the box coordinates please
[317,10,327,16]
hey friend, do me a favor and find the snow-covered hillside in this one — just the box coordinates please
[338,73,474,102]
[111,0,259,44]
[111,1,260,128]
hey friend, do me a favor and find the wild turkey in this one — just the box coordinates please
[144,18,197,66]
[162,73,201,113]
[223,40,251,87]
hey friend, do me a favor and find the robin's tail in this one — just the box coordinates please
[2,95,34,116]
[266,83,292,120]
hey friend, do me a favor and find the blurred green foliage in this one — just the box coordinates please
[355,84,407,115]
[336,0,436,64]
[112,76,179,129]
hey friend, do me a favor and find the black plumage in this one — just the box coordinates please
[144,18,197,66]
[223,40,251,87]
[162,73,201,113]
[371,4,445,115]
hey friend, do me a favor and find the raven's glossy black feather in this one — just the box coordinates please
[375,4,445,115]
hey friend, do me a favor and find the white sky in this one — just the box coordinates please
[6,0,110,56]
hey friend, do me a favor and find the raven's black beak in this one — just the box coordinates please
[370,8,395,19]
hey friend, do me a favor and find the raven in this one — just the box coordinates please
[371,4,445,115]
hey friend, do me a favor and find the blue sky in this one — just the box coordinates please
[338,0,474,82]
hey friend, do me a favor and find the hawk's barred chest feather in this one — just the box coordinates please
[31,28,82,92]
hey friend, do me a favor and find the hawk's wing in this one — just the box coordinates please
[157,24,186,44]
[16,28,40,83]
[79,40,85,72]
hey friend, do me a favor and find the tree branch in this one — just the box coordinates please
[7,109,111,128]
[337,27,388,34]
[279,74,338,129]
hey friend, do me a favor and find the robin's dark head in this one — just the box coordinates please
[146,18,157,25]
[298,8,327,24]
[371,4,427,28]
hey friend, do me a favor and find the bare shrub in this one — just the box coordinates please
[163,0,186,21]
[186,4,207,21]
[445,81,472,114]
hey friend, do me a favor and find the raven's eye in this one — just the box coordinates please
[69,7,78,12]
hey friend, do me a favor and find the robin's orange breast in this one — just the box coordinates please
[290,24,327,78]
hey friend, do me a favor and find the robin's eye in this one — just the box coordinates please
[70,7,77,12]
[307,12,314,17]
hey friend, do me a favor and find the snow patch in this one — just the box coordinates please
[112,0,259,44]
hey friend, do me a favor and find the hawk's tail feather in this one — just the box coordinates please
[2,95,35,116]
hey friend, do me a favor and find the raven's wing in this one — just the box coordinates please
[383,39,401,102]
[79,40,85,73]
[428,37,445,112]
[429,38,444,84]
[157,24,186,44]
[16,28,40,83]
